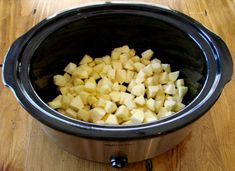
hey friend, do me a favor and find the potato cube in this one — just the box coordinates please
[124,98,136,110]
[120,92,132,104]
[78,91,90,105]
[178,86,188,97]
[77,109,90,122]
[144,110,158,123]
[64,62,77,74]
[146,98,156,111]
[73,85,84,94]
[107,69,116,80]
[175,95,183,103]
[63,73,71,82]
[112,60,122,70]
[109,91,121,102]
[146,86,160,98]
[65,108,77,119]
[53,75,67,86]
[72,68,89,79]
[144,110,157,118]
[164,84,176,95]
[102,65,112,74]
[129,49,136,57]
[73,78,84,86]
[88,61,96,67]
[155,92,166,101]
[124,60,135,70]
[105,114,119,125]
[158,107,173,118]
[70,96,84,110]
[84,77,96,93]
[164,100,176,111]
[96,99,107,108]
[48,96,62,109]
[151,63,162,73]
[59,87,69,95]
[174,102,186,112]
[112,82,120,91]
[80,54,93,65]
[61,94,73,109]
[144,77,154,86]
[134,62,145,72]
[111,51,121,60]
[176,79,185,88]
[131,109,144,124]
[102,77,113,87]
[94,58,103,64]
[115,105,130,122]
[105,101,117,113]
[81,65,93,76]
[131,56,140,62]
[143,64,153,76]
[155,100,163,113]
[127,80,136,92]
[99,84,112,94]
[131,84,145,96]
[93,63,105,73]
[159,72,169,84]
[140,58,151,65]
[141,49,154,60]
[90,108,106,122]
[151,58,161,64]
[120,53,130,64]
[169,71,179,81]
[116,69,126,84]
[102,55,111,64]
[113,46,122,52]
[90,71,100,80]
[144,116,158,123]
[121,45,130,53]
[162,64,171,73]
[134,96,146,106]
[87,95,98,106]
[135,70,146,84]
[125,70,135,84]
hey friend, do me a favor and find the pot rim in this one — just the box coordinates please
[2,2,232,140]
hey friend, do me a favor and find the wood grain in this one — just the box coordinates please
[0,0,234,171]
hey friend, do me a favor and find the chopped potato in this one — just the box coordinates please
[80,54,93,64]
[90,107,106,122]
[70,96,84,110]
[53,75,67,86]
[105,114,119,125]
[48,46,188,125]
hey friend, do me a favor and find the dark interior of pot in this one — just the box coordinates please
[30,13,206,106]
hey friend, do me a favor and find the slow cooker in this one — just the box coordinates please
[2,2,233,168]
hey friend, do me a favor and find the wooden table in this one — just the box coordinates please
[0,0,234,170]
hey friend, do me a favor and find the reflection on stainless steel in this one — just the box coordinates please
[42,124,192,163]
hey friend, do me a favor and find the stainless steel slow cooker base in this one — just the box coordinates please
[42,124,192,164]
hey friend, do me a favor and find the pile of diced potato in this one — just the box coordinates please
[48,45,188,125]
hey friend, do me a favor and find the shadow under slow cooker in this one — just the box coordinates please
[30,13,206,106]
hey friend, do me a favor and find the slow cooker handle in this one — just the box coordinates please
[212,34,233,85]
[2,36,25,90]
